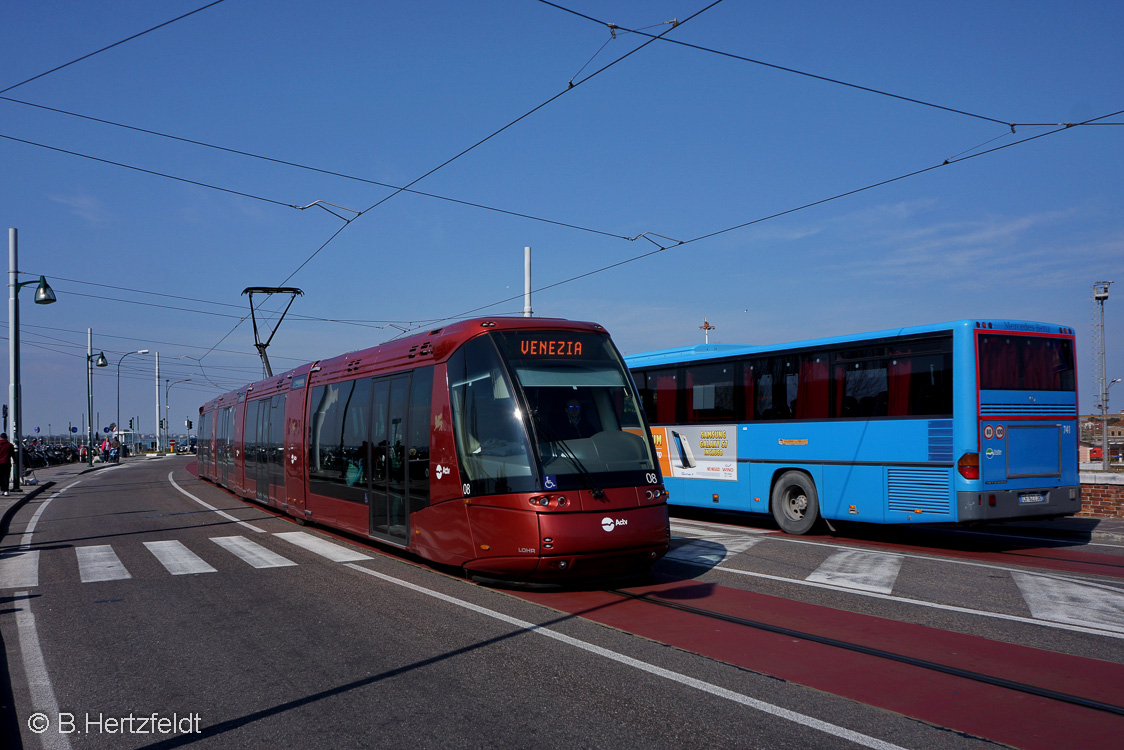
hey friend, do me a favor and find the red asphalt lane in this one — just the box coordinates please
[513,577,1124,749]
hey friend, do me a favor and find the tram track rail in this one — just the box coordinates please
[606,587,1124,718]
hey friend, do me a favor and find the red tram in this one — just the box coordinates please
[197,317,669,579]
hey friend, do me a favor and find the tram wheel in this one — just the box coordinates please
[770,471,819,535]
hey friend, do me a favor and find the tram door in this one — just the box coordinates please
[252,396,285,506]
[220,406,235,489]
[248,400,267,503]
[370,377,409,545]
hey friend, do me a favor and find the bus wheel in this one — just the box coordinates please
[770,471,819,535]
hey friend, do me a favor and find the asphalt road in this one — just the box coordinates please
[1,456,1120,749]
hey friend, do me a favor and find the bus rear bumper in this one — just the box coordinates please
[957,486,1081,522]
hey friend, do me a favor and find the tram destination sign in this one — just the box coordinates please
[500,331,603,360]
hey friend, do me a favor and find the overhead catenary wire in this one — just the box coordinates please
[0,0,229,95]
[3,0,1118,387]
[273,0,727,289]
[31,275,437,330]
[418,108,1124,331]
[0,97,632,243]
[539,0,1122,131]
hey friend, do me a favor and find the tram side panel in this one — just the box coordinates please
[410,363,476,568]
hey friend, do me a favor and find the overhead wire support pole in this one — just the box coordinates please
[242,287,304,378]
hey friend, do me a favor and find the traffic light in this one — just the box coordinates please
[129,418,134,430]
[159,419,164,430]
[186,419,193,429]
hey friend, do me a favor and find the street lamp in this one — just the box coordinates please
[164,378,191,452]
[117,349,149,457]
[86,331,107,466]
[8,228,57,492]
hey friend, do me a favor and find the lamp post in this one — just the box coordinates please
[86,329,107,466]
[117,349,149,457]
[1109,378,1122,468]
[9,228,57,492]
[164,378,191,452]
[1095,282,1114,471]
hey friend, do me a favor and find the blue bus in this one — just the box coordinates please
[625,319,1080,533]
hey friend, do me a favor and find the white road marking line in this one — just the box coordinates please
[76,545,132,583]
[670,521,772,537]
[275,531,372,562]
[0,549,40,589]
[712,563,1124,639]
[167,472,266,533]
[806,550,903,594]
[14,592,71,750]
[211,536,297,568]
[1012,572,1124,634]
[345,564,906,750]
[144,540,217,575]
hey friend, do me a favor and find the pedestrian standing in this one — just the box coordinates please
[0,433,13,496]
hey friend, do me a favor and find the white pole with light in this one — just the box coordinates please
[8,228,57,491]
[155,352,161,452]
[86,328,107,466]
[165,378,192,452]
[117,349,149,456]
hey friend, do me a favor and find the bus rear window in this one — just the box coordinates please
[978,334,1075,391]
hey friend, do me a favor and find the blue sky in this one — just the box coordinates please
[2,0,1122,440]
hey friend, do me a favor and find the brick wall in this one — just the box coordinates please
[1078,472,1124,518]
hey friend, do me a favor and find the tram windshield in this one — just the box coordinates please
[448,330,658,495]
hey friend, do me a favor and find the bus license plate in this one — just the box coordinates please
[1019,493,1046,504]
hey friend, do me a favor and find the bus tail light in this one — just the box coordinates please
[957,453,979,480]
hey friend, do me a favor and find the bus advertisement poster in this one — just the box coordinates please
[649,425,738,481]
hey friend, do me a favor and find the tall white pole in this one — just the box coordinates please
[87,328,93,466]
[9,228,22,489]
[155,351,161,452]
[523,246,532,318]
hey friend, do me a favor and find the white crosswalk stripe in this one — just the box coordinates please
[144,540,217,575]
[805,549,903,594]
[1011,572,1124,634]
[211,536,297,569]
[274,531,373,562]
[76,545,131,583]
[0,550,40,589]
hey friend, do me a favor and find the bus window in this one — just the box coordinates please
[684,363,735,423]
[978,334,1075,391]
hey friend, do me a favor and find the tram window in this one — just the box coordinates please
[308,378,372,502]
[244,399,260,465]
[269,393,286,476]
[407,367,433,514]
[448,336,536,495]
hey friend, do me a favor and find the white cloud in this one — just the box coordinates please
[49,192,111,223]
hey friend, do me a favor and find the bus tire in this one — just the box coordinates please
[770,471,819,535]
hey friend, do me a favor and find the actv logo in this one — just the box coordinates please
[601,517,628,532]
